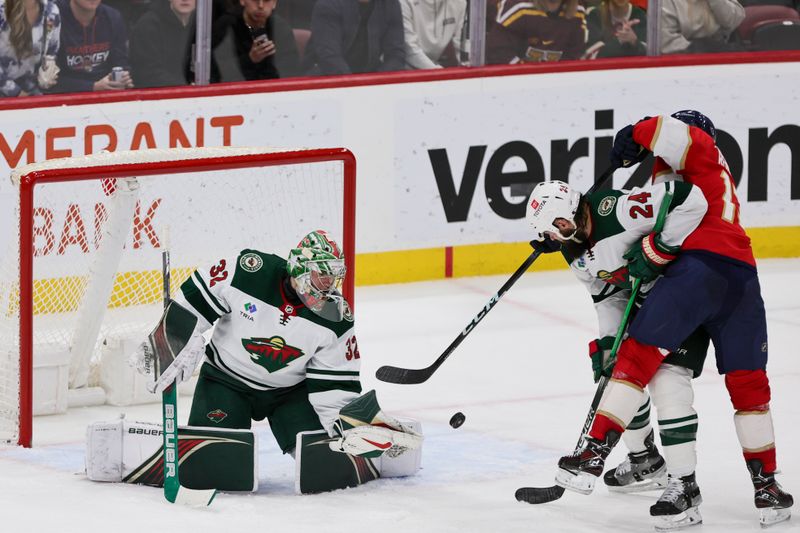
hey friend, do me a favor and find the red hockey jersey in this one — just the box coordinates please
[633,115,755,267]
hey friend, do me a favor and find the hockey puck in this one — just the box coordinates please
[449,412,466,429]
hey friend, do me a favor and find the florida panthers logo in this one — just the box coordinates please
[242,336,305,372]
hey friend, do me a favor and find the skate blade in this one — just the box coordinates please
[607,475,668,494]
[759,507,791,528]
[653,506,702,531]
[555,468,596,495]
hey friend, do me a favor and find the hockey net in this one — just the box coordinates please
[0,147,356,447]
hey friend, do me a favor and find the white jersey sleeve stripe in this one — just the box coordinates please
[651,116,693,172]
[191,271,230,316]
[306,367,360,381]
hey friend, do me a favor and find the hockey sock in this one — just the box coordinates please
[612,337,669,387]
[651,364,698,478]
[622,395,653,454]
[726,370,776,473]
[589,379,644,441]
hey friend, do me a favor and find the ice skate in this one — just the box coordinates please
[748,459,793,528]
[555,431,620,495]
[604,430,668,493]
[650,473,702,531]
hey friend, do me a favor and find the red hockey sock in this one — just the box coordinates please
[588,413,624,442]
[745,447,777,475]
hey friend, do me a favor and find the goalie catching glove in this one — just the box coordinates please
[329,390,423,459]
[129,300,206,394]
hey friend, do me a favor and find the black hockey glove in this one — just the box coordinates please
[623,233,680,284]
[610,124,650,169]
[589,336,615,383]
[529,234,562,254]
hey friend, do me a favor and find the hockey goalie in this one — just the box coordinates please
[86,230,423,494]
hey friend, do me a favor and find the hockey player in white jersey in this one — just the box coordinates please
[527,179,710,530]
[130,230,422,489]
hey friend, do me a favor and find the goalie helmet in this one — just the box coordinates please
[287,230,348,321]
[671,110,716,141]
[526,180,582,241]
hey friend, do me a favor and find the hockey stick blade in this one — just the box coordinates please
[375,250,543,384]
[515,485,565,504]
[375,364,436,385]
[169,486,217,506]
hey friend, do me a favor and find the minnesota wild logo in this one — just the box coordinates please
[242,336,305,372]
[598,267,631,288]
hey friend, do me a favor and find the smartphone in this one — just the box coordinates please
[250,27,269,45]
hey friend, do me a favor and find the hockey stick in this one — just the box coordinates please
[516,185,674,505]
[515,277,641,504]
[160,238,217,506]
[375,166,619,385]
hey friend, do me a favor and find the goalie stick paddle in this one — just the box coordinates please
[516,185,674,505]
[375,165,619,385]
[160,242,217,507]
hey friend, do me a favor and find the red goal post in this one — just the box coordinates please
[1,147,356,448]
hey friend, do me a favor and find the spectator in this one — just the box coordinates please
[51,0,132,93]
[304,0,405,75]
[400,0,466,69]
[486,0,586,64]
[229,0,299,79]
[661,0,746,54]
[103,0,151,31]
[585,0,646,58]
[275,0,317,29]
[129,0,198,88]
[1,0,60,97]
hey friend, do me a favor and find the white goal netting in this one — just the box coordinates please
[0,147,355,446]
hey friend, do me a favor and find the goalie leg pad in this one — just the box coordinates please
[86,419,258,491]
[295,430,380,494]
[375,418,422,477]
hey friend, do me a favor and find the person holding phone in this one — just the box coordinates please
[230,0,298,79]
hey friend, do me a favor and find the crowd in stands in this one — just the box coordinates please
[1,0,799,97]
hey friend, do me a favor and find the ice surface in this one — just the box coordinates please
[2,259,798,533]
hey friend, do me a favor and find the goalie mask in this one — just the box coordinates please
[526,180,582,241]
[287,230,348,322]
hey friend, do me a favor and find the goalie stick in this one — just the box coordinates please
[516,185,674,505]
[159,236,217,506]
[375,165,619,385]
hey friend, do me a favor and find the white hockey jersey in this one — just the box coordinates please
[568,181,707,338]
[174,250,361,434]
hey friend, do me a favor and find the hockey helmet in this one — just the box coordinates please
[526,180,582,241]
[671,110,716,141]
[286,230,348,321]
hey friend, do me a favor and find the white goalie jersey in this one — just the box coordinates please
[174,250,361,434]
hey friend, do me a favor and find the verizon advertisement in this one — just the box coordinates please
[1,61,799,256]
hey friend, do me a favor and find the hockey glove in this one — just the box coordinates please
[589,336,615,383]
[623,233,680,284]
[529,234,562,254]
[129,300,206,394]
[330,390,423,459]
[610,124,650,169]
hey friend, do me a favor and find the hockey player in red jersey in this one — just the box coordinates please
[555,111,793,528]
[527,179,710,528]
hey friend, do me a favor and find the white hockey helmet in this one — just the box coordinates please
[526,180,582,240]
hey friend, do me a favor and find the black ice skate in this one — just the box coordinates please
[555,431,620,495]
[748,459,793,528]
[604,429,668,493]
[650,473,703,531]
